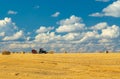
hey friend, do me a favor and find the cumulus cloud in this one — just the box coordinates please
[3,30,24,41]
[103,0,120,17]
[0,32,5,37]
[32,15,120,52]
[63,33,80,41]
[77,31,99,43]
[90,0,120,17]
[36,26,54,33]
[101,25,120,38]
[59,15,82,25]
[0,17,25,41]
[34,32,61,43]
[51,12,60,17]
[56,15,85,33]
[91,22,108,30]
[9,43,35,49]
[91,22,120,39]
[8,10,17,15]
[0,16,120,52]
[34,32,53,43]
[0,17,18,36]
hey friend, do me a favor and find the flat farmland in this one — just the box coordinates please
[0,53,120,79]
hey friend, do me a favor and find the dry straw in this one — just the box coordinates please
[48,50,55,54]
[2,51,11,55]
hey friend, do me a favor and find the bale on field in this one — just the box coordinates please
[48,50,55,54]
[98,51,103,53]
[2,51,11,55]
[64,51,67,53]
[105,50,109,53]
[31,49,37,54]
[20,51,25,54]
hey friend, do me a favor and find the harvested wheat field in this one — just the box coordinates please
[0,53,120,79]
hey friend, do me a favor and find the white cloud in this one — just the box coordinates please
[89,12,103,17]
[56,15,85,33]
[8,10,17,15]
[0,17,26,41]
[91,22,120,39]
[0,17,12,26]
[34,32,62,43]
[9,43,34,49]
[59,15,82,25]
[90,0,120,17]
[56,23,85,33]
[0,32,5,37]
[91,22,108,30]
[0,17,18,36]
[96,0,110,2]
[3,30,24,41]
[33,16,120,52]
[63,33,80,41]
[35,33,46,42]
[103,0,120,17]
[51,12,60,17]
[34,33,50,43]
[26,37,31,41]
[101,25,120,38]
[0,16,120,52]
[36,26,54,33]
[98,38,112,43]
[76,31,99,43]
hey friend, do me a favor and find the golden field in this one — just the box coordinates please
[0,53,120,79]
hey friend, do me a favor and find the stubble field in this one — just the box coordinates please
[0,53,120,79]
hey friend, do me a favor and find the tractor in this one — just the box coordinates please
[39,48,48,54]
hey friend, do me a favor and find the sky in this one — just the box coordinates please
[0,0,120,52]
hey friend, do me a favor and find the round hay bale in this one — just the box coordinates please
[48,50,55,54]
[2,51,11,55]
[20,51,25,54]
[105,50,109,53]
[31,49,37,54]
[64,51,67,54]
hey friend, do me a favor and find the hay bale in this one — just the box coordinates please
[2,51,11,55]
[64,51,67,54]
[48,50,55,54]
[31,49,38,54]
[20,51,25,54]
[105,50,109,53]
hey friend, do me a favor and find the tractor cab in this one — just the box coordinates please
[39,48,48,54]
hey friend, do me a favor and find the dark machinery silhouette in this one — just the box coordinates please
[31,49,37,54]
[39,48,48,54]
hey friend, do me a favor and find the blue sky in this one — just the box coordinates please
[0,0,120,52]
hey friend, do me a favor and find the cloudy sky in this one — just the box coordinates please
[0,0,120,52]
